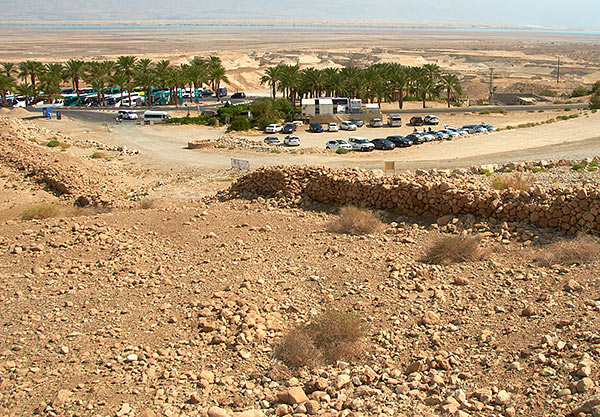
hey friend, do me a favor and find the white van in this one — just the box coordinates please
[143,111,172,123]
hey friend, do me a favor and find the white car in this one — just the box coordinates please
[369,118,383,127]
[265,124,283,133]
[325,140,352,151]
[284,135,300,146]
[424,115,439,125]
[328,123,339,132]
[388,115,402,127]
[117,110,138,120]
[348,137,375,152]
[340,121,357,131]
[439,129,459,139]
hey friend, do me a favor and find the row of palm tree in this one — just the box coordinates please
[260,62,463,108]
[0,56,230,107]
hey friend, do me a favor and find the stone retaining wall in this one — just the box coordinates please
[229,165,600,234]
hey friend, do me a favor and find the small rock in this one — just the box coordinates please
[277,386,309,405]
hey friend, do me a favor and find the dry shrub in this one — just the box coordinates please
[424,235,483,264]
[20,204,59,220]
[491,173,532,191]
[276,329,321,369]
[327,206,384,235]
[138,199,156,210]
[535,235,600,266]
[277,310,365,368]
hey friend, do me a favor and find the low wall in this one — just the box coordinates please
[228,165,600,234]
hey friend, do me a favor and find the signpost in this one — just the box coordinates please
[231,158,250,171]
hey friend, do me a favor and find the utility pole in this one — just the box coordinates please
[557,57,560,84]
[489,67,495,104]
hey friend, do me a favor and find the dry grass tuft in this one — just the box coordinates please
[535,235,600,266]
[138,199,156,210]
[277,310,365,368]
[491,173,532,191]
[20,204,60,220]
[424,235,484,265]
[327,206,384,235]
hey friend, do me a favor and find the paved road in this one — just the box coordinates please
[381,103,588,115]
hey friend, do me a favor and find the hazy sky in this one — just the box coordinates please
[0,0,598,30]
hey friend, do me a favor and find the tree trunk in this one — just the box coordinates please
[75,79,81,107]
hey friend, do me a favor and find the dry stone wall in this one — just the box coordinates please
[229,165,600,234]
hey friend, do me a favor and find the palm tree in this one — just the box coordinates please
[0,75,16,107]
[260,66,280,99]
[388,63,409,109]
[39,74,61,104]
[209,64,228,102]
[134,70,156,107]
[18,61,44,94]
[440,73,463,108]
[62,59,86,106]
[186,61,208,101]
[116,55,137,80]
[278,65,299,103]
[1,62,16,78]
[84,61,113,106]
[111,72,129,107]
[15,83,35,107]
[414,67,441,109]
[45,63,64,81]
[321,67,341,97]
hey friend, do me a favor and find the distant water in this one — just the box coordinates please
[0,23,599,36]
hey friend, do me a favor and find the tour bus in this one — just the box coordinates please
[143,111,171,123]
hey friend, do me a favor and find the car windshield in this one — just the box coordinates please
[354,139,368,143]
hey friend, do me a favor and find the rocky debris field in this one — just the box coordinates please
[1,190,600,417]
[0,117,147,208]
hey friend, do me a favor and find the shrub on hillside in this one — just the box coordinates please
[535,235,600,266]
[590,91,600,110]
[277,310,365,368]
[571,85,590,98]
[491,173,532,191]
[227,116,251,132]
[423,235,483,265]
[326,206,384,235]
[20,204,59,220]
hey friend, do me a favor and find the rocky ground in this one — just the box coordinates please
[1,116,600,417]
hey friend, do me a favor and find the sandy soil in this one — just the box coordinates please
[2,28,600,100]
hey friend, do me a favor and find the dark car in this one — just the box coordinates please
[349,118,365,127]
[201,89,213,97]
[409,116,424,126]
[282,123,297,134]
[405,132,425,144]
[370,138,396,150]
[231,92,246,99]
[386,135,412,148]
[309,122,324,133]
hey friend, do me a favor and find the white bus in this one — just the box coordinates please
[143,111,172,123]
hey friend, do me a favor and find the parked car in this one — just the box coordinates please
[388,115,402,127]
[462,124,487,134]
[438,129,460,139]
[264,136,281,145]
[325,139,352,151]
[479,123,497,132]
[369,118,383,127]
[370,138,396,150]
[265,123,283,133]
[424,115,439,125]
[445,126,469,136]
[349,118,365,127]
[201,89,213,97]
[309,122,324,133]
[405,132,425,145]
[283,135,300,146]
[340,121,357,131]
[282,123,297,134]
[117,110,138,120]
[432,130,449,140]
[421,132,436,141]
[348,137,375,152]
[201,110,217,116]
[409,116,424,126]
[328,123,339,132]
[231,92,246,99]
[386,135,412,147]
